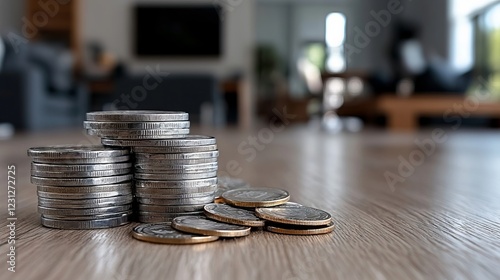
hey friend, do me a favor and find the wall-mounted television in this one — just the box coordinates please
[135,5,222,57]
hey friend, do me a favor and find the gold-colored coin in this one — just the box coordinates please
[203,203,265,227]
[255,202,332,226]
[266,222,335,235]
[132,223,219,245]
[221,187,290,207]
[172,216,251,237]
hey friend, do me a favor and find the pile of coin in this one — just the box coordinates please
[84,111,190,139]
[85,111,219,223]
[28,146,133,229]
[132,187,334,245]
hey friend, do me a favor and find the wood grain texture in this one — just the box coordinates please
[1,127,500,280]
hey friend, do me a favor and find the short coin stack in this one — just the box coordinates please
[85,111,219,223]
[132,187,334,245]
[28,146,133,229]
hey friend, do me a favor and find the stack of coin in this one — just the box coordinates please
[28,146,133,229]
[85,111,218,223]
[84,111,190,139]
[103,136,219,223]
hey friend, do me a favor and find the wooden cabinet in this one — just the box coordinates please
[25,0,81,68]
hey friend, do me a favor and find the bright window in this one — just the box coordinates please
[325,13,346,73]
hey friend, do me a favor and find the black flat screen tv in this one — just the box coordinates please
[135,5,222,57]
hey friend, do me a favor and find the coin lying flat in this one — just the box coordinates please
[221,188,290,207]
[215,176,251,203]
[265,222,335,235]
[37,182,132,194]
[134,171,217,181]
[132,223,219,245]
[31,168,131,178]
[135,162,218,173]
[135,157,218,165]
[31,162,132,172]
[137,196,214,206]
[38,195,133,208]
[255,203,332,226]
[101,135,216,147]
[134,185,217,195]
[37,189,132,200]
[135,165,218,174]
[138,204,206,213]
[135,151,219,160]
[87,111,189,122]
[38,205,132,216]
[43,211,133,221]
[27,145,129,158]
[135,191,215,199]
[172,216,251,237]
[203,203,265,227]
[41,213,130,229]
[31,174,133,186]
[87,128,190,138]
[84,121,190,130]
[133,145,217,154]
[32,155,130,164]
[135,178,218,188]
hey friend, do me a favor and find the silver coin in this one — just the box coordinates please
[32,155,130,164]
[137,196,214,206]
[38,195,133,208]
[101,135,216,147]
[135,162,219,173]
[204,203,265,227]
[41,213,131,229]
[87,128,190,138]
[215,176,251,199]
[37,189,132,200]
[138,211,203,217]
[134,171,218,181]
[134,185,217,195]
[132,223,219,245]
[43,210,133,221]
[135,151,219,160]
[37,182,132,194]
[172,216,251,237]
[138,212,203,223]
[135,162,219,174]
[38,205,132,216]
[31,168,131,178]
[31,174,133,186]
[135,157,218,165]
[133,145,217,154]
[86,111,189,122]
[31,162,132,172]
[135,191,215,199]
[28,145,128,158]
[221,188,290,207]
[138,204,206,213]
[255,202,332,226]
[135,178,218,188]
[84,121,190,130]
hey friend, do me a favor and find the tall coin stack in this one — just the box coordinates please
[85,111,219,223]
[28,146,134,229]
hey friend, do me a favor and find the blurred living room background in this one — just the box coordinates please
[1,0,500,137]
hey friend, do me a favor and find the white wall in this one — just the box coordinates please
[81,0,255,77]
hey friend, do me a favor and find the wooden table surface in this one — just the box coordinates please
[1,126,500,280]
